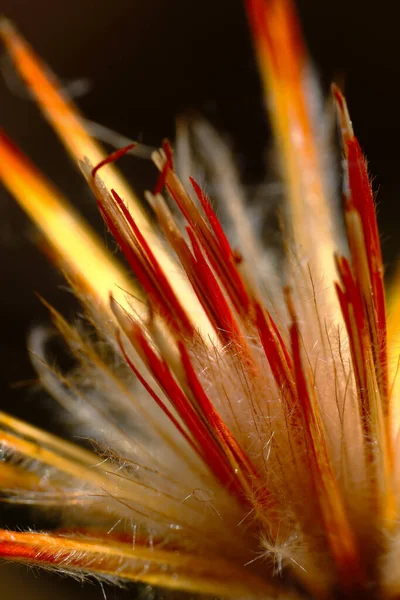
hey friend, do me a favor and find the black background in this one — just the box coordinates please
[1,0,400,598]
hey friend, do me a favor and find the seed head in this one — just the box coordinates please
[1,2,400,599]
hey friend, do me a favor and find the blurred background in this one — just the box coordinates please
[1,0,400,597]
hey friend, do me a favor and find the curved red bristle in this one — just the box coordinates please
[116,330,198,455]
[162,139,174,169]
[154,163,169,195]
[153,140,174,195]
[128,322,249,501]
[185,227,243,345]
[288,311,365,590]
[346,139,386,341]
[91,143,136,179]
[94,182,193,336]
[162,169,251,316]
[189,177,233,262]
[179,341,274,516]
[110,189,193,336]
[254,302,296,411]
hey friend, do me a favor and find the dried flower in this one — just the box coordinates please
[1,1,400,598]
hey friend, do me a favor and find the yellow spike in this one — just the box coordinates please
[0,18,144,211]
[388,268,400,349]
[0,429,112,489]
[0,411,224,532]
[0,426,178,523]
[0,131,137,314]
[387,268,400,437]
[0,410,106,467]
[0,463,40,490]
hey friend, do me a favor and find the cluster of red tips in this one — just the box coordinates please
[89,132,372,590]
[92,145,275,514]
[334,88,394,526]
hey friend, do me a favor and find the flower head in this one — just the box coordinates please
[1,1,400,598]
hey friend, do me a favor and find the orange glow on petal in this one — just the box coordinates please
[387,269,400,436]
[0,529,278,598]
[245,0,340,314]
[0,130,137,314]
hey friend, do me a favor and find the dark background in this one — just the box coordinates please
[1,0,400,598]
